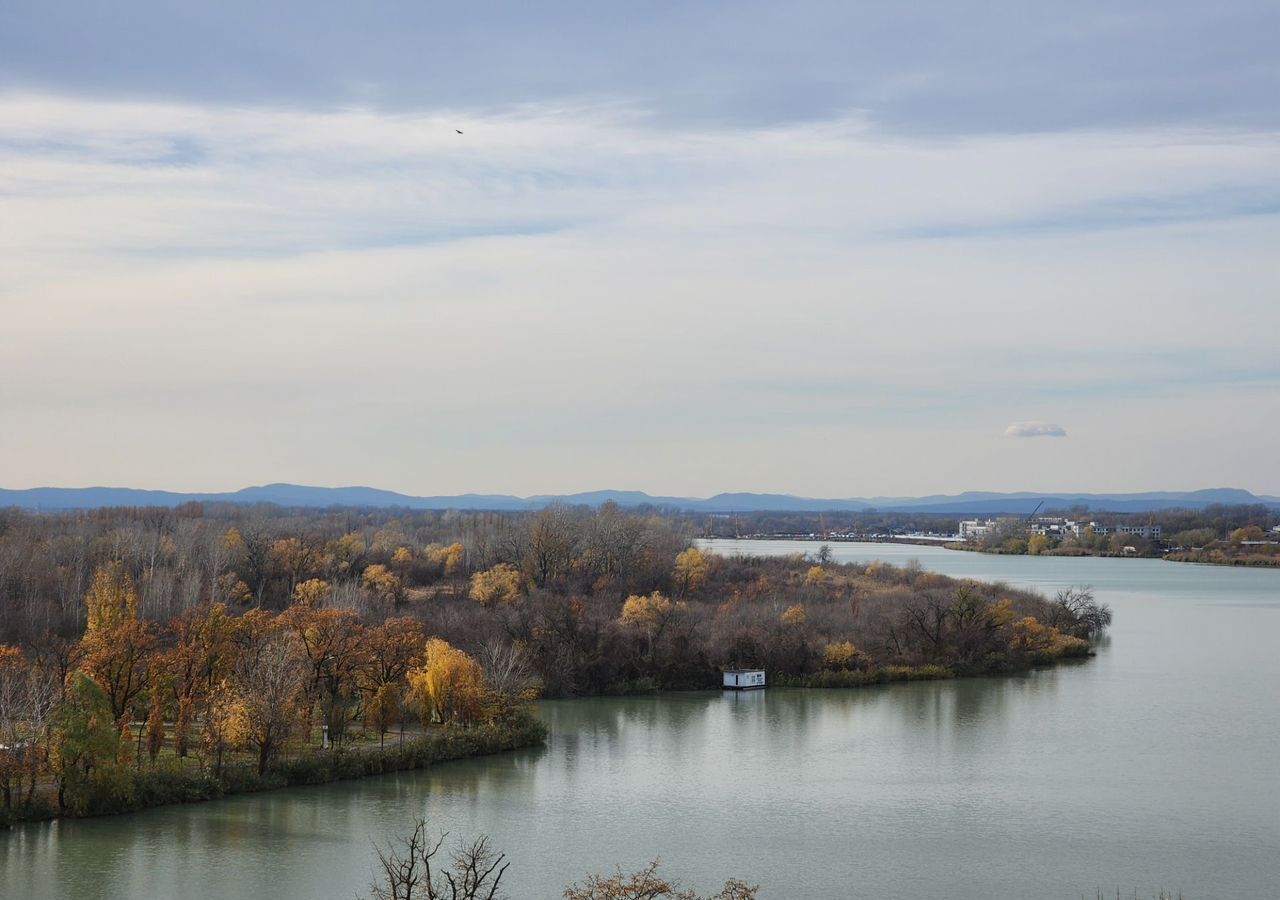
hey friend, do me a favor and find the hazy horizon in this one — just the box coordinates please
[4,2,1278,495]
[3,479,1276,503]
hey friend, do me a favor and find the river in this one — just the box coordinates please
[3,541,1278,899]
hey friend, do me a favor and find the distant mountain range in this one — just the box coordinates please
[2,484,1278,514]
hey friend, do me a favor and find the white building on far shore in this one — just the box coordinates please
[959,519,998,541]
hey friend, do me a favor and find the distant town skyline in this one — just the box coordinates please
[3,2,1278,496]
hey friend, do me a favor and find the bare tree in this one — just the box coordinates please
[362,819,508,900]
[22,662,61,805]
[476,639,537,702]
[236,629,306,774]
[563,859,758,900]
[1048,586,1112,638]
[525,506,580,588]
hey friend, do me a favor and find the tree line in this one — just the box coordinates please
[690,504,1277,546]
[0,554,539,820]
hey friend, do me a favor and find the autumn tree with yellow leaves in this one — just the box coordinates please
[469,563,524,606]
[780,605,807,627]
[292,578,332,608]
[329,532,369,578]
[80,564,157,728]
[270,537,318,599]
[407,639,489,727]
[821,642,861,671]
[203,689,251,779]
[620,591,676,658]
[803,566,828,587]
[160,602,241,757]
[425,542,466,577]
[673,547,710,596]
[390,546,414,574]
[362,564,405,605]
[1027,534,1053,555]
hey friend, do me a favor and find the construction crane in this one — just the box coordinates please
[1025,500,1045,521]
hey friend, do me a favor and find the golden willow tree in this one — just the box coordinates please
[407,639,488,727]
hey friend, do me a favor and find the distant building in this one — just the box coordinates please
[1030,518,1070,539]
[961,516,1162,543]
[959,519,998,541]
[1064,521,1160,541]
[1113,524,1161,540]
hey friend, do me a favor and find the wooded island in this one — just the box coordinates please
[0,503,1110,824]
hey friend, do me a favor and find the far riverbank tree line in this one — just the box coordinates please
[0,503,1111,822]
[692,504,1278,555]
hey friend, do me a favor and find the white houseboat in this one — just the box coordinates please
[722,669,766,690]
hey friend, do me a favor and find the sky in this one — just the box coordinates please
[2,1,1278,498]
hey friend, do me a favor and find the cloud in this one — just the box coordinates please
[1005,422,1068,439]
[1,92,1278,495]
[1,1,1277,134]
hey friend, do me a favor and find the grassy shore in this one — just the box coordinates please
[946,540,1280,568]
[773,664,954,688]
[3,712,546,826]
[774,642,1092,689]
[942,542,1158,559]
[1163,549,1280,567]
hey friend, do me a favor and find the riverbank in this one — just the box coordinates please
[2,713,546,828]
[772,647,1093,689]
[945,540,1280,567]
[941,541,1157,559]
[1164,549,1280,567]
[703,535,957,547]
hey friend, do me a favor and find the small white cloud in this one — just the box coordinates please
[1004,421,1067,438]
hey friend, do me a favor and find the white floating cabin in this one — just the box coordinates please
[722,669,766,690]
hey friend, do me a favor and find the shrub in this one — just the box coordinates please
[821,642,860,671]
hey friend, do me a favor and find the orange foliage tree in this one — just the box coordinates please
[360,617,426,743]
[278,605,366,747]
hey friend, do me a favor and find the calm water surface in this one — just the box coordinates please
[3,541,1278,899]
